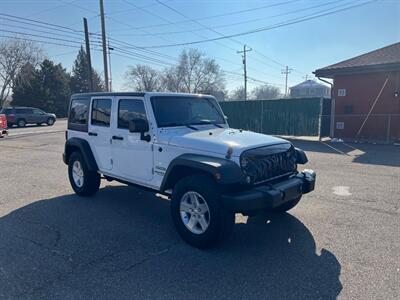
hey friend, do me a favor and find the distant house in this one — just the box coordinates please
[314,42,400,141]
[289,80,330,98]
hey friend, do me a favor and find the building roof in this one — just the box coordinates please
[314,42,400,78]
[290,79,329,90]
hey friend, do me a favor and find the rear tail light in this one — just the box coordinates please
[8,113,15,122]
[0,115,7,129]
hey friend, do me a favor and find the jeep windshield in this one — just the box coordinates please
[150,96,226,128]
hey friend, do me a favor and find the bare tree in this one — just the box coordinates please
[125,64,161,92]
[0,39,42,106]
[252,85,281,100]
[162,49,225,94]
[229,86,246,101]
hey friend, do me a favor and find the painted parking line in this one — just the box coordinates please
[320,141,350,156]
[5,130,64,138]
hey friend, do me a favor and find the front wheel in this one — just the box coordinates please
[171,174,234,248]
[47,118,55,126]
[68,151,100,196]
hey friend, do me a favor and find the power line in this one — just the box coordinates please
[116,0,344,37]
[0,23,84,43]
[0,35,87,49]
[139,0,373,48]
[110,0,300,32]
[0,13,84,34]
[0,29,84,45]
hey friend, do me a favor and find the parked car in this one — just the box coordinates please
[0,107,56,127]
[63,92,316,248]
[0,114,7,138]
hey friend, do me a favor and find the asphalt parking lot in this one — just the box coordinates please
[0,120,399,299]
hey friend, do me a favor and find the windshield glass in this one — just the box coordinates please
[151,96,226,128]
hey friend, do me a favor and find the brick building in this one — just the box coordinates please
[314,42,400,141]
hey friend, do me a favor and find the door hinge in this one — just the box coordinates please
[151,144,154,151]
[110,158,113,165]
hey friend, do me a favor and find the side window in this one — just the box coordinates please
[33,109,44,115]
[91,99,111,127]
[118,99,147,129]
[16,108,32,114]
[69,99,89,125]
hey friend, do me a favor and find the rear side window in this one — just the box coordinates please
[91,99,111,127]
[118,99,147,129]
[16,108,33,114]
[69,99,89,125]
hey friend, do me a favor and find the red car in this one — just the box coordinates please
[0,114,8,138]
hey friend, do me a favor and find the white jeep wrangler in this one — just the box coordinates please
[63,92,316,248]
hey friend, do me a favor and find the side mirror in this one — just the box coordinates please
[128,119,151,142]
[224,115,229,120]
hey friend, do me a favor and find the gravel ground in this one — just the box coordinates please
[0,122,399,299]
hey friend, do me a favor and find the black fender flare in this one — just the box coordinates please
[160,153,244,192]
[63,137,98,171]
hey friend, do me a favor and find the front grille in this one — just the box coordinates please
[240,143,297,184]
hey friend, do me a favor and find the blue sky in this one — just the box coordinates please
[1,0,399,93]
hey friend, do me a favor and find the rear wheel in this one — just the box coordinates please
[17,119,26,127]
[171,174,234,248]
[68,151,100,196]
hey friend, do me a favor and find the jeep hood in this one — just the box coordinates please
[166,128,289,157]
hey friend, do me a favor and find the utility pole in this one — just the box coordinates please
[107,40,114,92]
[237,45,252,100]
[83,17,93,91]
[281,66,293,97]
[99,0,109,91]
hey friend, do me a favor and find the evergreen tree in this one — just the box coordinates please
[12,59,71,117]
[12,63,42,107]
[70,46,104,93]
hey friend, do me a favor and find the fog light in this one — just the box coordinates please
[245,176,252,184]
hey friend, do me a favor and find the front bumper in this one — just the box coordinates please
[222,170,316,213]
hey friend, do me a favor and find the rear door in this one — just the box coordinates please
[88,97,113,171]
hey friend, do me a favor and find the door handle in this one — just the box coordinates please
[88,132,98,136]
[112,135,124,140]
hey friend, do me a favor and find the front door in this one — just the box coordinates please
[88,97,113,171]
[111,97,154,183]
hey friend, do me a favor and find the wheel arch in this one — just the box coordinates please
[160,154,244,192]
[63,137,98,172]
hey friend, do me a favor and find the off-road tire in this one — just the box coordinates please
[68,151,100,196]
[17,119,26,127]
[270,196,302,212]
[171,174,234,248]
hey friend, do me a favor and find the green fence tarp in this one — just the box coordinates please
[219,98,323,136]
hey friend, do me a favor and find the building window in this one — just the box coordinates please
[338,88,346,97]
[336,122,344,130]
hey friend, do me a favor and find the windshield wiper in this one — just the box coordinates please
[162,123,198,130]
[194,120,224,128]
